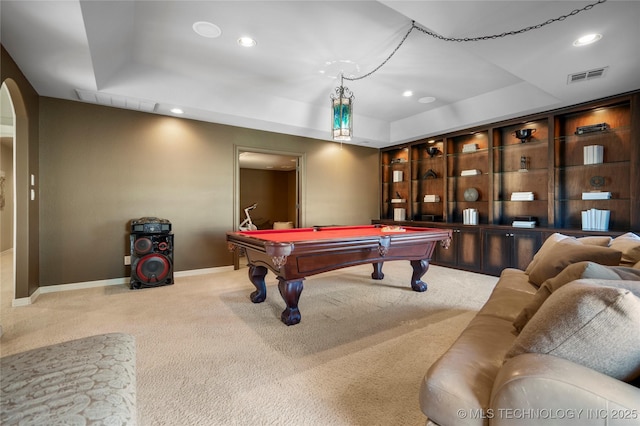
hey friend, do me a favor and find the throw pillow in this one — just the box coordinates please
[578,236,612,247]
[610,232,640,266]
[524,233,578,276]
[506,280,640,382]
[527,241,622,286]
[513,261,619,333]
[610,266,640,281]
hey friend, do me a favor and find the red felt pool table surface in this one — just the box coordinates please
[234,225,438,243]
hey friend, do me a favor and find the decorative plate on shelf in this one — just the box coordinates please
[590,175,605,189]
[464,187,479,202]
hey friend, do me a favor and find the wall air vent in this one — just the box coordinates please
[567,67,608,84]
[75,89,158,113]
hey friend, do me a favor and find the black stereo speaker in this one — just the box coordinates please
[130,233,174,289]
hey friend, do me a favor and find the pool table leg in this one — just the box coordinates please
[248,265,268,303]
[371,262,384,280]
[277,278,304,326]
[410,259,429,292]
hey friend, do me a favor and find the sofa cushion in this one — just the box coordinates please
[506,280,640,382]
[478,269,536,322]
[611,266,640,281]
[610,232,640,266]
[524,233,578,275]
[527,241,622,286]
[420,315,518,426]
[513,261,619,332]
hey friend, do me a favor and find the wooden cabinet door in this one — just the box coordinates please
[434,226,482,272]
[512,231,542,271]
[457,228,482,272]
[482,228,542,275]
[434,226,457,267]
[482,229,511,276]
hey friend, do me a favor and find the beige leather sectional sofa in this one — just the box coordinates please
[420,232,640,426]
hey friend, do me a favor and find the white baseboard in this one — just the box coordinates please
[174,266,234,277]
[39,277,130,294]
[11,265,235,307]
[12,288,41,307]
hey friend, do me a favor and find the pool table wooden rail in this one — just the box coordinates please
[228,229,451,280]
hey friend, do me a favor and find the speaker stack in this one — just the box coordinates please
[129,217,174,289]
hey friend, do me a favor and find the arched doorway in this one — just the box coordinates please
[1,79,29,304]
[1,82,16,306]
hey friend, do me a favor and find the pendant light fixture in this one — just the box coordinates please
[326,0,605,142]
[330,74,354,141]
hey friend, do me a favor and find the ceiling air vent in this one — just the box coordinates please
[75,89,158,113]
[567,67,608,84]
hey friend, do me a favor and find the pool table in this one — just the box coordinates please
[226,225,452,325]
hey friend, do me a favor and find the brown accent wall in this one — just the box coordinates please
[39,97,379,286]
[1,45,40,298]
[240,169,295,229]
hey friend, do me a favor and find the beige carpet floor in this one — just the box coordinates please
[0,252,498,425]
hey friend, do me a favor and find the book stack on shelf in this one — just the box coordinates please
[581,208,610,231]
[460,169,481,177]
[391,191,405,203]
[583,145,604,165]
[510,191,534,201]
[392,170,404,182]
[512,216,538,228]
[582,191,612,200]
[423,194,441,203]
[463,208,478,225]
[462,143,478,153]
[393,208,406,221]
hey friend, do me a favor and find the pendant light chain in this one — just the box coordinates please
[344,23,416,82]
[344,0,607,82]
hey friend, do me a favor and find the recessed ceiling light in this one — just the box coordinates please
[193,21,222,38]
[403,90,413,97]
[573,33,602,46]
[238,37,256,47]
[170,108,184,114]
[418,96,436,104]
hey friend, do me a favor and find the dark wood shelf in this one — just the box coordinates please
[379,91,639,274]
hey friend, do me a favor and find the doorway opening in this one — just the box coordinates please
[235,147,304,231]
[0,82,16,307]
